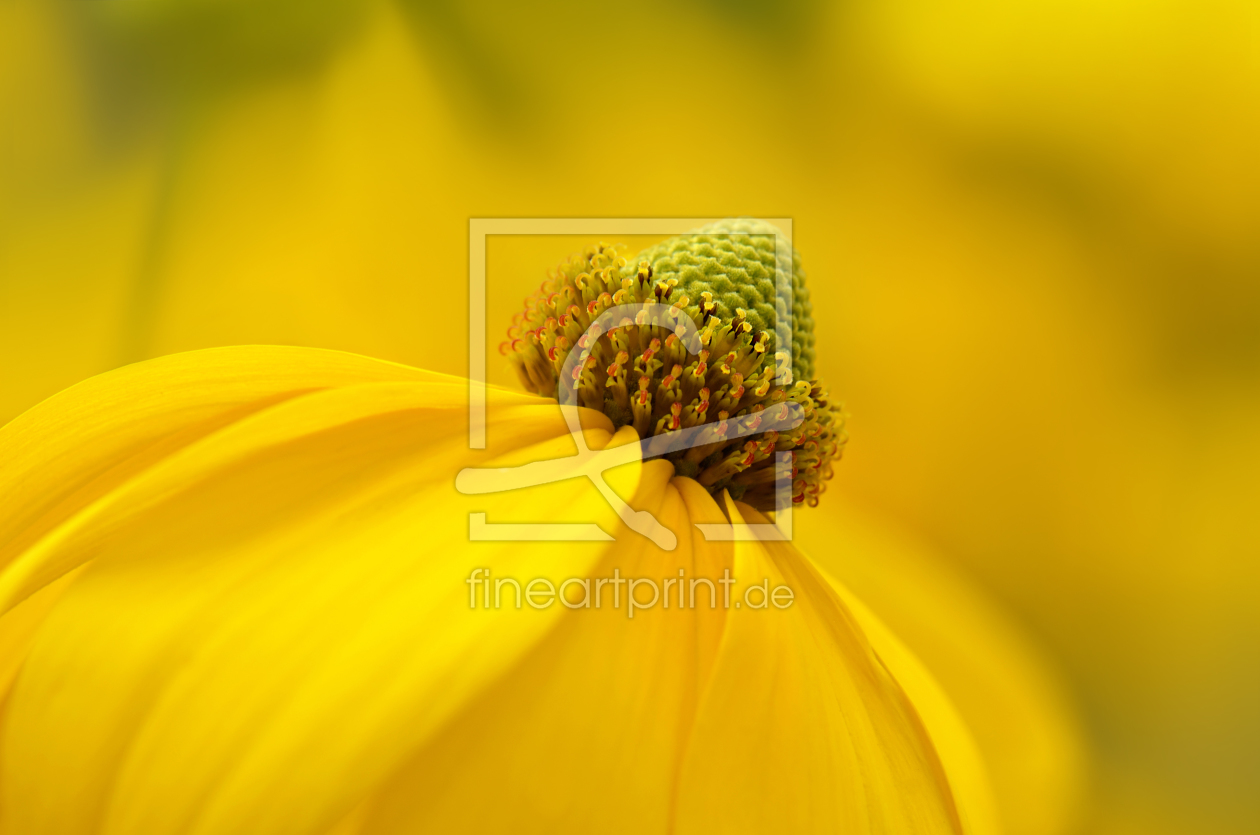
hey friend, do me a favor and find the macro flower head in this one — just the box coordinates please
[501,219,846,511]
[8,0,1252,829]
[0,221,1071,835]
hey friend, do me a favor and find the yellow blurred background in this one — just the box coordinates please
[2,1,1257,832]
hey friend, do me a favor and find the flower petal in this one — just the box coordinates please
[672,496,973,835]
[0,352,632,835]
[796,503,1086,835]
[808,556,1001,835]
[349,471,734,834]
[0,567,82,698]
[0,345,451,612]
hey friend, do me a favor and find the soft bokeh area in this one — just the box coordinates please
[3,0,1257,832]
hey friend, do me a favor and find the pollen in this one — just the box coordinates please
[504,220,847,511]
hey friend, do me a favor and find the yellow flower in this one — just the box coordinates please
[10,0,1256,828]
[1,344,995,834]
[1,5,1093,829]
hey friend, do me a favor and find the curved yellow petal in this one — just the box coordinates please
[814,591,1000,835]
[0,350,627,835]
[802,552,1002,835]
[0,566,82,698]
[672,496,978,835]
[796,503,1088,835]
[351,473,732,834]
[0,345,449,609]
[0,347,466,715]
[0,345,1007,835]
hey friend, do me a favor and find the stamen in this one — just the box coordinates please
[503,227,844,511]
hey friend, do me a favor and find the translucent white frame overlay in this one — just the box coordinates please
[466,218,795,545]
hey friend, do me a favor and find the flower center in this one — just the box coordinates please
[501,220,846,509]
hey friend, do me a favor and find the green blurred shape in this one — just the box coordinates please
[80,0,371,88]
